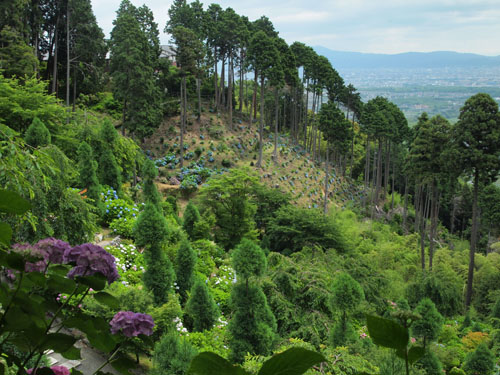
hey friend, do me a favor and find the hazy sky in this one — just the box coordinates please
[91,0,500,56]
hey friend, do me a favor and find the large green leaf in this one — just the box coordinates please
[6,252,25,271]
[188,352,250,375]
[0,189,31,214]
[407,346,425,365]
[41,333,76,353]
[258,348,326,375]
[0,222,12,245]
[77,274,106,291]
[61,346,81,360]
[94,292,120,309]
[110,355,136,375]
[366,314,409,350]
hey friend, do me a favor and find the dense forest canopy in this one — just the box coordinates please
[1,1,500,375]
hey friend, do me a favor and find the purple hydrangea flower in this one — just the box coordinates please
[12,243,47,273]
[110,311,155,337]
[35,238,70,264]
[64,243,119,284]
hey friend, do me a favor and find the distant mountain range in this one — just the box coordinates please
[313,46,500,69]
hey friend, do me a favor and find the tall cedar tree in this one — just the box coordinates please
[454,93,500,308]
[463,343,495,375]
[133,202,174,305]
[175,238,196,304]
[170,25,204,168]
[228,239,276,362]
[110,0,162,139]
[185,279,219,332]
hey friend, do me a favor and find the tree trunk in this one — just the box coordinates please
[179,76,186,169]
[375,139,383,205]
[220,55,225,109]
[51,12,59,95]
[239,50,244,113]
[273,87,279,161]
[391,157,396,210]
[228,55,233,130]
[349,116,355,178]
[402,177,408,233]
[429,181,438,270]
[420,186,426,271]
[196,77,201,121]
[66,2,70,120]
[383,141,391,197]
[252,69,258,123]
[465,170,480,308]
[304,79,309,149]
[450,195,457,235]
[323,145,329,215]
[72,67,76,112]
[122,100,127,136]
[257,76,264,168]
[213,47,218,111]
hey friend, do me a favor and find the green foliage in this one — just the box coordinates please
[267,205,348,254]
[0,74,64,133]
[99,147,122,194]
[153,330,198,375]
[185,279,219,332]
[142,158,162,205]
[77,141,100,203]
[232,239,267,280]
[133,202,169,248]
[228,281,277,363]
[415,350,443,375]
[176,238,197,303]
[0,27,38,78]
[134,203,173,305]
[188,347,325,375]
[406,264,463,316]
[463,343,495,375]
[199,169,258,250]
[330,272,365,313]
[412,298,443,345]
[183,201,201,239]
[25,117,51,148]
[105,243,145,285]
[330,319,356,348]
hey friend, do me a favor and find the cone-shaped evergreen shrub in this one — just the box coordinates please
[142,158,161,205]
[228,283,277,363]
[232,238,266,280]
[463,342,495,375]
[152,330,197,375]
[134,203,173,305]
[99,147,121,194]
[182,201,200,239]
[185,279,219,332]
[412,298,443,347]
[77,141,100,203]
[175,238,196,303]
[25,117,51,148]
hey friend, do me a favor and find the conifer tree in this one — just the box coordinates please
[182,201,201,239]
[99,148,122,194]
[175,238,196,304]
[142,158,161,205]
[454,93,500,308]
[329,272,364,347]
[463,342,495,375]
[412,298,443,348]
[77,141,100,203]
[228,239,276,362]
[134,202,174,305]
[110,0,162,139]
[152,330,197,375]
[25,117,51,148]
[185,279,219,332]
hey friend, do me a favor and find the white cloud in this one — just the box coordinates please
[91,0,500,55]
